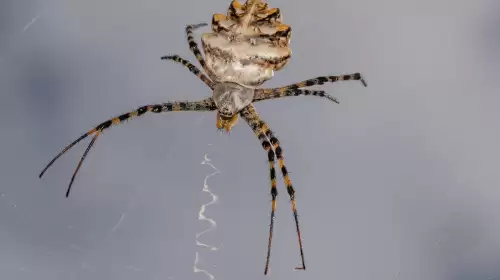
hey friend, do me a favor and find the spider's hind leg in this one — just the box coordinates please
[186,23,210,73]
[160,55,214,89]
[160,23,214,88]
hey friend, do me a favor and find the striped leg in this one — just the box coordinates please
[253,89,340,104]
[39,98,217,197]
[264,124,306,272]
[161,55,215,89]
[185,23,210,73]
[239,104,278,275]
[240,104,306,274]
[259,72,367,95]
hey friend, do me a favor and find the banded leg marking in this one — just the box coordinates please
[239,104,278,275]
[39,98,217,197]
[161,55,214,89]
[186,23,210,73]
[260,72,367,95]
[240,104,306,274]
[253,89,340,104]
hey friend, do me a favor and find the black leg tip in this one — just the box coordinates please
[65,185,72,198]
[161,54,179,60]
[325,94,340,104]
[359,75,368,87]
[189,23,208,29]
[354,72,368,87]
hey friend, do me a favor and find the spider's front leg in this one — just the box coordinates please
[263,122,306,273]
[240,104,306,275]
[39,98,217,197]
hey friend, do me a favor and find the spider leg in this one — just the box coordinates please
[264,125,306,272]
[39,98,216,197]
[185,23,210,73]
[239,104,278,275]
[160,55,215,89]
[240,104,306,274]
[253,89,340,104]
[260,72,367,95]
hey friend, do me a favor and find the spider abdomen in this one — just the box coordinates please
[201,0,292,87]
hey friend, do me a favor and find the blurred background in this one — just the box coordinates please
[1,0,500,279]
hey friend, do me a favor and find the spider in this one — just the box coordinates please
[39,0,367,275]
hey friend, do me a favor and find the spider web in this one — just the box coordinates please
[0,8,44,65]
[194,153,221,280]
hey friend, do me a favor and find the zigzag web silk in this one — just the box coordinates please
[194,153,221,280]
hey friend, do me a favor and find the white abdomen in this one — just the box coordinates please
[202,0,292,87]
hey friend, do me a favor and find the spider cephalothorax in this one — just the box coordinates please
[212,82,255,131]
[39,0,367,275]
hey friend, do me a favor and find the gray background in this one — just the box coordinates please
[1,0,500,279]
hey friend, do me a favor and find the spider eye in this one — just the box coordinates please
[219,108,233,118]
